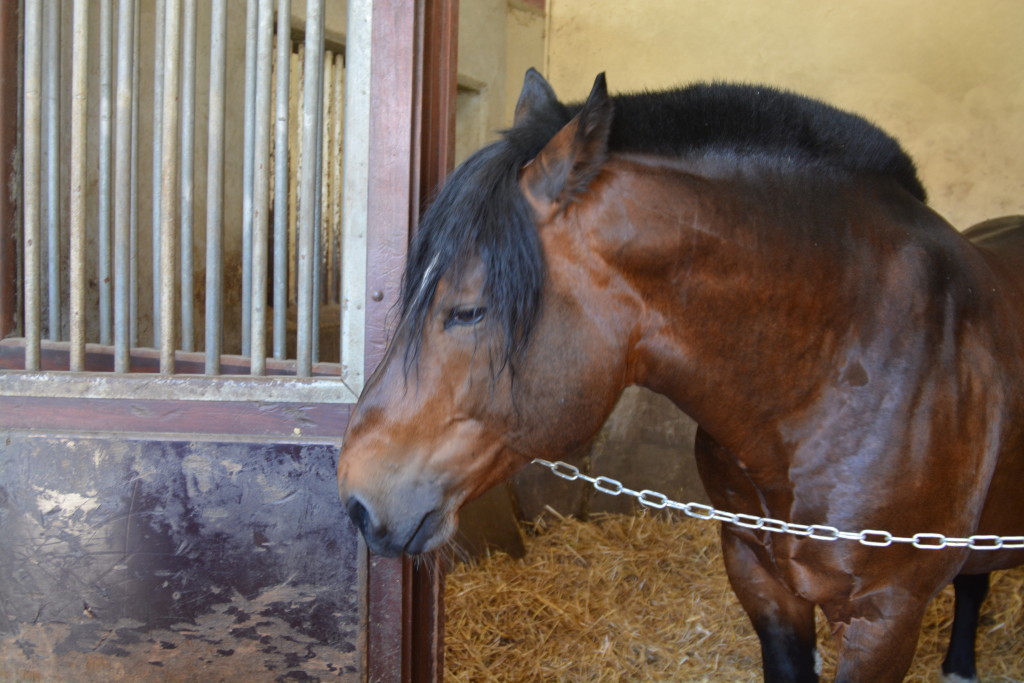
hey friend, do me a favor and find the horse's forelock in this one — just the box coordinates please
[398,119,558,380]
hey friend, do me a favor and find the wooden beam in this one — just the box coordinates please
[362,0,419,678]
[0,338,343,377]
[412,1,458,680]
[362,0,458,680]
[0,395,350,443]
[415,0,458,220]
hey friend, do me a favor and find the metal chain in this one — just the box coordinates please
[532,459,1024,551]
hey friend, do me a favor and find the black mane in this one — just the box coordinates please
[399,81,926,374]
[572,83,926,202]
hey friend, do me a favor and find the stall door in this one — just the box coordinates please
[0,0,456,680]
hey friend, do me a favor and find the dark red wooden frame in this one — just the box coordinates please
[364,1,459,679]
[0,0,459,679]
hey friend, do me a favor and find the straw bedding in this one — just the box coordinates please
[445,512,1024,681]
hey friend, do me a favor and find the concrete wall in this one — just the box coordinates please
[504,1,548,124]
[456,0,547,162]
[545,0,1024,230]
[456,0,507,161]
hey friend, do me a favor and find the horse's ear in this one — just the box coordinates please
[520,73,613,221]
[514,68,559,126]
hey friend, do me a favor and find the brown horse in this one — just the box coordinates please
[338,69,1024,681]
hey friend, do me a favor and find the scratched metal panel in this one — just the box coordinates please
[0,435,361,681]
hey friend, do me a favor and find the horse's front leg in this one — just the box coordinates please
[720,526,820,683]
[821,590,931,683]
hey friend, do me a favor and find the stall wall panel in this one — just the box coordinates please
[0,434,361,681]
[545,0,1024,231]
[2,0,456,678]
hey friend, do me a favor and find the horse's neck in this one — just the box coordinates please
[581,158,1018,542]
[596,159,921,449]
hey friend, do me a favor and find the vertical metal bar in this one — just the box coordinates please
[272,0,291,360]
[288,47,299,305]
[322,54,333,307]
[204,0,227,374]
[98,0,113,345]
[113,0,135,372]
[22,0,42,370]
[179,0,196,351]
[249,0,273,375]
[159,0,182,374]
[311,48,327,365]
[332,54,344,305]
[130,0,141,347]
[69,0,89,371]
[151,0,165,346]
[296,0,324,376]
[321,53,332,307]
[241,0,258,356]
[42,0,61,341]
[341,0,371,391]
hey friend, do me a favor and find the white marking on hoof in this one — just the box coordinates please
[941,673,978,683]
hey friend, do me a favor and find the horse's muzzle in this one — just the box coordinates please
[345,495,445,557]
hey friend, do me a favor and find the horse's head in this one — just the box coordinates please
[338,71,632,556]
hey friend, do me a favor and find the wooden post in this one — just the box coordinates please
[362,0,458,680]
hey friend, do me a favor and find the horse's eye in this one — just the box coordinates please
[445,306,487,328]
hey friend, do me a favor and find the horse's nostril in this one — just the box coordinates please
[347,498,370,536]
[347,497,397,554]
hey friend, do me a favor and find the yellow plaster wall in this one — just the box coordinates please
[544,0,1024,229]
[505,2,548,126]
[456,1,547,162]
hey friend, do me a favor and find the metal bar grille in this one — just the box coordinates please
[68,0,89,372]
[98,0,113,347]
[204,0,227,375]
[179,0,196,353]
[295,0,324,376]
[130,2,141,349]
[22,0,41,370]
[241,0,256,358]
[43,1,61,344]
[341,0,370,394]
[249,0,273,376]
[114,0,135,372]
[272,0,291,361]
[8,0,361,402]
[150,0,165,346]
[158,0,181,374]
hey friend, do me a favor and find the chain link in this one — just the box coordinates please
[532,459,1024,551]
